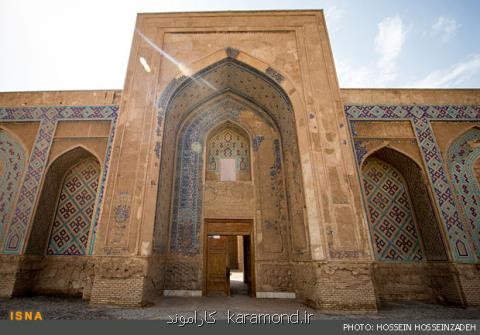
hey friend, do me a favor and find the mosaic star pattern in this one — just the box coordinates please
[0,105,118,254]
[346,104,480,262]
[362,157,424,261]
[0,130,26,245]
[446,127,480,258]
[47,159,100,255]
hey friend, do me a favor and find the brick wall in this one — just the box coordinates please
[456,264,480,306]
[89,257,149,306]
[294,261,378,312]
[90,277,145,306]
[0,256,20,297]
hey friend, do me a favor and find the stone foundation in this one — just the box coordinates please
[372,262,463,304]
[456,263,480,306]
[0,255,21,298]
[89,257,150,307]
[294,261,378,313]
[163,258,202,291]
[257,262,294,292]
[427,262,465,305]
[1,254,479,310]
[0,255,95,298]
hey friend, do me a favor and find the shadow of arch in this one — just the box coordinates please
[359,143,424,172]
[48,144,103,169]
[26,146,100,255]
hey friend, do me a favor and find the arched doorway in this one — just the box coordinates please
[154,57,308,297]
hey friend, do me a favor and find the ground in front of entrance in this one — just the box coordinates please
[1,295,480,320]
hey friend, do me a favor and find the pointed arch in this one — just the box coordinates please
[0,128,27,249]
[46,158,100,255]
[360,143,424,171]
[26,146,101,255]
[157,48,300,110]
[47,144,102,171]
[154,57,308,254]
[446,126,480,258]
[361,146,448,262]
[361,155,425,261]
[155,51,301,155]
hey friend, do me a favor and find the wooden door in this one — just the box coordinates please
[206,235,229,296]
[243,236,252,295]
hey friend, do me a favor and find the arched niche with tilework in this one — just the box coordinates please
[26,146,101,256]
[446,126,480,259]
[0,128,27,250]
[361,147,448,262]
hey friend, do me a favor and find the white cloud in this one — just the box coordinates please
[324,5,345,32]
[412,54,480,88]
[432,16,460,43]
[338,16,406,87]
[375,16,406,83]
[336,61,372,87]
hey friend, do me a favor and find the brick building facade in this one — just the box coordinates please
[0,10,479,311]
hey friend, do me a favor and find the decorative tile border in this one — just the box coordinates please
[345,105,480,262]
[0,106,118,254]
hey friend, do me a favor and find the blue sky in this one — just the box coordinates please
[0,0,479,91]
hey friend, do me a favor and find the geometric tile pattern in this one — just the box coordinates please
[0,130,26,247]
[346,104,480,262]
[362,157,424,261]
[446,127,480,258]
[207,126,250,174]
[474,157,480,182]
[0,105,118,254]
[47,159,100,255]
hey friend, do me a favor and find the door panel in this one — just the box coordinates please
[206,235,229,296]
[244,236,252,295]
